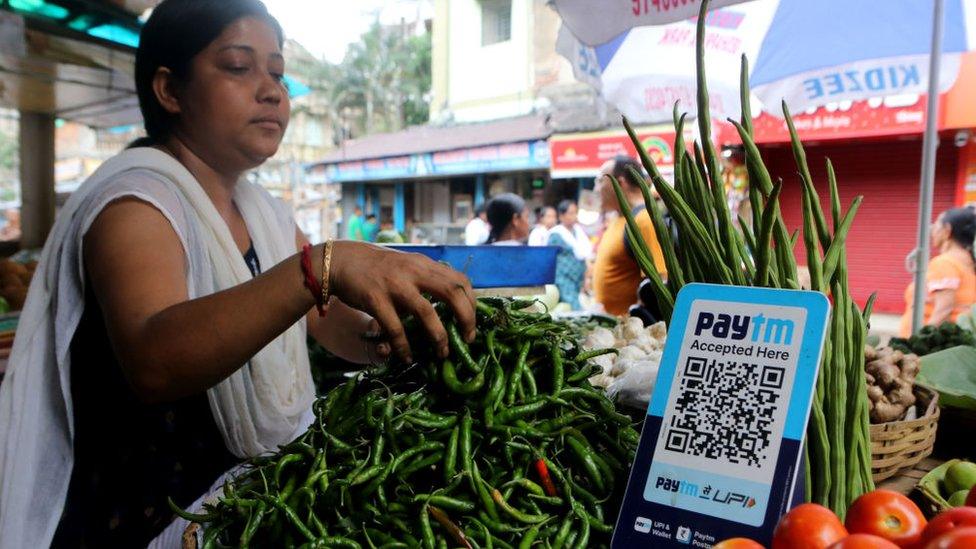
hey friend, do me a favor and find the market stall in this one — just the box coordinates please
[161,2,976,548]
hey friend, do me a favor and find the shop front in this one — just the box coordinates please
[307,116,552,244]
[746,93,975,315]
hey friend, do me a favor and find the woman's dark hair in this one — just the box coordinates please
[486,193,526,243]
[941,207,976,252]
[556,199,576,217]
[611,155,646,188]
[133,0,284,145]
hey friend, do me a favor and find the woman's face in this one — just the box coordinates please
[560,203,579,227]
[931,215,950,248]
[540,208,557,229]
[512,208,531,240]
[171,16,290,172]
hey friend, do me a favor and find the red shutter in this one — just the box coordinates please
[760,137,959,314]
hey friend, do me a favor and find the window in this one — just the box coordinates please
[481,0,511,46]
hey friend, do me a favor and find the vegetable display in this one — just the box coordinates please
[608,0,873,518]
[863,346,921,424]
[173,298,639,548]
[580,317,665,401]
[889,322,975,358]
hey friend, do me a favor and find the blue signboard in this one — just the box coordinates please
[612,284,829,548]
[315,140,551,183]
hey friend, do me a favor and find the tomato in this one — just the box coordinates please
[924,527,976,549]
[714,538,765,549]
[772,503,849,549]
[966,485,976,507]
[920,507,976,546]
[827,534,900,549]
[844,489,927,548]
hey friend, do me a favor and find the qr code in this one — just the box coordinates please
[664,356,785,467]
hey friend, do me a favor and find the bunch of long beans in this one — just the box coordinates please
[172,298,639,548]
[608,0,874,518]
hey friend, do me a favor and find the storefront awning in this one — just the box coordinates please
[549,124,693,180]
[308,115,553,183]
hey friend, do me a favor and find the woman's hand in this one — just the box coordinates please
[328,241,476,363]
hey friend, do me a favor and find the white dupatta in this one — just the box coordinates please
[0,148,314,548]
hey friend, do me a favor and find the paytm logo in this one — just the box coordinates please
[694,312,794,345]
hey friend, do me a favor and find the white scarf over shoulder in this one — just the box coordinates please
[549,223,593,261]
[0,148,315,548]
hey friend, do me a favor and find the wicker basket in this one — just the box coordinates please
[870,385,940,484]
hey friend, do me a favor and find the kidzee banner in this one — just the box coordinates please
[612,284,829,548]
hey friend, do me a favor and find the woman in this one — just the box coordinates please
[548,200,592,310]
[0,2,475,547]
[485,193,530,245]
[528,205,557,246]
[899,207,976,337]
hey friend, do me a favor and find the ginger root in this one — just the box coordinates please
[864,346,921,424]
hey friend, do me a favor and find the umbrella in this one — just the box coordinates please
[553,0,976,333]
[555,0,975,122]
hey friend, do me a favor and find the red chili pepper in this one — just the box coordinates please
[535,458,558,497]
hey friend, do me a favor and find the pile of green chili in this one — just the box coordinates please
[172,297,639,548]
[606,0,874,519]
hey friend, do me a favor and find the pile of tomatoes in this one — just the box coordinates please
[715,487,976,549]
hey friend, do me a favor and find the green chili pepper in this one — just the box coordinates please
[565,363,602,384]
[443,425,460,484]
[552,514,574,549]
[166,497,215,524]
[573,348,618,362]
[442,359,487,395]
[505,341,531,406]
[549,342,565,395]
[494,399,551,424]
[518,524,541,549]
[419,504,436,549]
[491,489,550,524]
[472,461,500,522]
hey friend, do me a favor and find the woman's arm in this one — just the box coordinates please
[927,288,957,326]
[85,198,474,404]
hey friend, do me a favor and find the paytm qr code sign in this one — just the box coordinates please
[612,284,829,548]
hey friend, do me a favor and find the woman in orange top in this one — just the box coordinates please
[900,207,976,337]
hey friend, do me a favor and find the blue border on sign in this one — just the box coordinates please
[646,284,830,442]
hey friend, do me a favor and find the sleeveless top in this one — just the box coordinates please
[51,178,266,547]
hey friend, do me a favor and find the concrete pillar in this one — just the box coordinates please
[356,183,366,209]
[19,112,56,249]
[394,182,405,233]
[474,174,486,207]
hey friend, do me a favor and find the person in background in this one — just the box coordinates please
[375,217,405,244]
[528,205,557,246]
[362,213,378,242]
[486,193,530,245]
[346,205,364,241]
[593,155,667,316]
[548,200,592,310]
[899,207,976,337]
[464,204,490,245]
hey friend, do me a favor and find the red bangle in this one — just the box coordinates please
[301,244,326,317]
